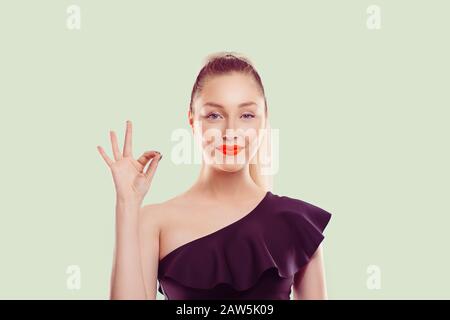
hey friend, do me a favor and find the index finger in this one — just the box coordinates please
[123,120,133,157]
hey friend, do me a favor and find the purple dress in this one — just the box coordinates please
[157,191,332,300]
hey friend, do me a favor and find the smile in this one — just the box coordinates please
[216,144,244,156]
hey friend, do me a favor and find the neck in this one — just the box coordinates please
[191,164,264,200]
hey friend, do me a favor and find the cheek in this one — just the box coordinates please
[192,117,217,143]
[246,132,261,152]
[199,127,222,150]
[242,118,265,142]
[244,120,264,145]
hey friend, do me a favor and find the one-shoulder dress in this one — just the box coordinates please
[157,191,332,300]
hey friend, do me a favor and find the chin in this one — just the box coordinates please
[214,162,246,173]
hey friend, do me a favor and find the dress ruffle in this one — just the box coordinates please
[157,192,332,295]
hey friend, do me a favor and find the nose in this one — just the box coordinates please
[223,129,238,143]
[223,128,247,147]
[222,117,238,141]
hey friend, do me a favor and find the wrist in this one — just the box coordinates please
[115,198,141,224]
[115,196,142,209]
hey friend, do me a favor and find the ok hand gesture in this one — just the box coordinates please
[97,120,162,205]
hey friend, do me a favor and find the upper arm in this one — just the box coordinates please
[292,244,328,300]
[139,204,161,300]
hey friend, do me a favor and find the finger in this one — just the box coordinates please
[97,145,114,167]
[110,130,123,161]
[123,120,133,157]
[136,151,159,167]
[144,152,162,182]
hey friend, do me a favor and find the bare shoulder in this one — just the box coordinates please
[139,194,188,231]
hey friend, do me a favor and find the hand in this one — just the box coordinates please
[97,120,162,205]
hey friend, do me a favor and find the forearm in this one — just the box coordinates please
[110,200,147,300]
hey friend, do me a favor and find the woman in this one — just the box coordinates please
[97,52,332,300]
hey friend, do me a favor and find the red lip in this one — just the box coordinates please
[217,144,243,156]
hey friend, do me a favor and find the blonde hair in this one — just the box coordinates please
[189,51,273,192]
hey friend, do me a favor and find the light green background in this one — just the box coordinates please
[0,0,449,299]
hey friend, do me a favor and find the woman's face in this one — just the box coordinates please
[190,72,267,172]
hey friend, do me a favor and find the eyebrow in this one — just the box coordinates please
[202,101,258,109]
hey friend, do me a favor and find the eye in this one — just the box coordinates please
[241,113,255,119]
[206,112,222,120]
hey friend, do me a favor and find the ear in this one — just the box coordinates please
[188,109,194,129]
